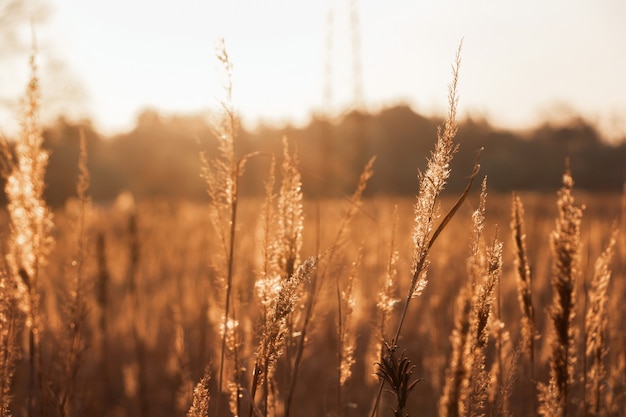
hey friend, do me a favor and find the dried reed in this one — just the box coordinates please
[439,284,472,417]
[249,154,277,417]
[373,41,481,417]
[55,128,91,416]
[200,39,240,415]
[539,165,583,417]
[336,246,361,416]
[187,366,211,417]
[252,258,318,417]
[584,227,617,415]
[0,256,19,416]
[511,193,535,366]
[3,48,54,417]
[285,156,375,417]
[372,205,400,376]
[440,177,496,417]
[125,212,149,417]
[95,231,111,406]
[276,137,304,387]
[174,304,195,414]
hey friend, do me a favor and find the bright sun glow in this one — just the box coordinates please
[1,0,625,140]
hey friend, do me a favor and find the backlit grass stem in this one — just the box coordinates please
[539,164,583,417]
[3,47,54,417]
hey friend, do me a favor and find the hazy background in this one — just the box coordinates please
[2,0,626,137]
[27,109,626,206]
[0,0,625,204]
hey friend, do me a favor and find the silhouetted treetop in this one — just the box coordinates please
[2,105,623,206]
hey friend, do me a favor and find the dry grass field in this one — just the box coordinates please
[0,43,624,417]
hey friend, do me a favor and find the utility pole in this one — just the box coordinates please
[324,0,334,113]
[350,0,364,110]
[323,0,365,113]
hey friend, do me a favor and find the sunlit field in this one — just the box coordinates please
[1,191,624,417]
[1,44,625,417]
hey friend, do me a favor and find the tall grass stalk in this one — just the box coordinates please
[460,179,492,417]
[249,155,277,417]
[440,285,472,417]
[336,246,360,416]
[174,304,194,414]
[3,48,54,417]
[201,39,239,415]
[253,258,318,417]
[56,128,91,416]
[584,227,617,416]
[276,137,304,384]
[389,41,470,348]
[511,193,535,367]
[539,165,583,417]
[249,136,305,417]
[463,233,503,417]
[283,208,321,417]
[440,177,493,417]
[372,41,482,417]
[276,137,304,285]
[203,40,283,416]
[0,133,17,417]
[373,206,400,373]
[187,366,212,417]
[95,232,111,406]
[511,192,536,414]
[0,256,19,416]
[284,156,375,417]
[126,213,149,417]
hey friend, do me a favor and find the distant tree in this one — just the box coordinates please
[3,105,624,206]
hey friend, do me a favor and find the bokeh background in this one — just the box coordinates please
[1,0,625,205]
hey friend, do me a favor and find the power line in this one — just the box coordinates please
[323,0,365,114]
[349,0,364,110]
[324,0,334,112]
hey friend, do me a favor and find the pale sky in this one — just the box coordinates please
[1,0,626,141]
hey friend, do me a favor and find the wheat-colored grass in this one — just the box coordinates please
[187,367,211,417]
[1,38,625,417]
[511,193,535,366]
[584,226,617,415]
[538,165,583,417]
[1,47,54,417]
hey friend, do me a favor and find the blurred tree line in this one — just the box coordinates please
[2,105,625,206]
